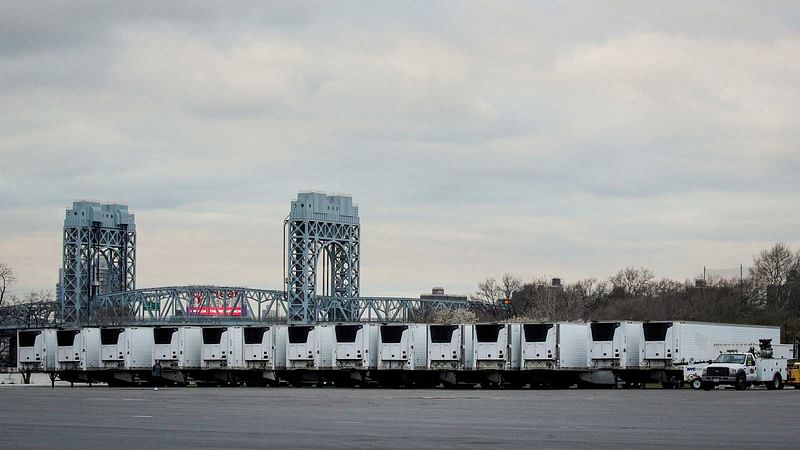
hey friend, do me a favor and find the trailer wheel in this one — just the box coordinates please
[766,373,783,390]
[735,374,747,391]
[690,378,703,390]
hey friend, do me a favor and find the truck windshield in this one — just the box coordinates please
[714,354,746,364]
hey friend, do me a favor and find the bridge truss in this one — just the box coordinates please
[3,287,470,328]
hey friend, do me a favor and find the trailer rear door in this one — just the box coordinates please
[523,324,555,360]
[243,327,270,361]
[643,322,673,359]
[380,325,408,361]
[335,325,363,361]
[590,323,619,359]
[100,328,124,361]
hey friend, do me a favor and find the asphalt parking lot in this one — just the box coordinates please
[1,387,798,449]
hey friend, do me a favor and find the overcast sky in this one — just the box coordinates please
[1,1,799,297]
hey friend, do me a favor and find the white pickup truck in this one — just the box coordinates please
[700,340,787,390]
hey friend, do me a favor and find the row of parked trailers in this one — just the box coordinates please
[16,321,784,388]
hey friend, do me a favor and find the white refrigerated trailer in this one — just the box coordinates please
[518,322,588,370]
[151,326,202,384]
[639,321,782,387]
[504,322,590,388]
[588,321,641,369]
[427,324,475,387]
[54,328,102,383]
[283,325,317,370]
[99,327,154,385]
[587,321,642,387]
[199,326,279,385]
[200,326,231,369]
[311,324,379,386]
[448,323,509,387]
[275,325,322,385]
[369,324,430,387]
[100,327,154,370]
[427,324,464,370]
[467,324,508,371]
[230,325,281,386]
[17,329,57,374]
[233,326,276,370]
[376,324,427,371]
[330,324,377,370]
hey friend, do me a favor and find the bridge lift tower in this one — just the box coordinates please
[286,192,360,323]
[61,201,136,323]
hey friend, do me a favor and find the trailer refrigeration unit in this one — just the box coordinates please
[468,324,508,370]
[376,324,426,370]
[314,324,378,386]
[588,321,643,386]
[99,327,154,385]
[370,324,428,387]
[283,325,317,369]
[229,326,280,386]
[196,326,233,384]
[17,329,58,376]
[426,324,470,387]
[237,326,274,369]
[331,324,377,369]
[54,327,102,383]
[277,325,321,385]
[427,324,464,370]
[200,327,230,369]
[198,326,278,386]
[639,321,782,388]
[449,324,509,387]
[151,326,202,384]
[510,322,591,388]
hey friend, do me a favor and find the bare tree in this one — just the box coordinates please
[0,263,16,308]
[571,278,609,302]
[564,278,608,319]
[501,273,522,301]
[11,291,55,328]
[609,267,655,297]
[510,277,561,321]
[750,242,799,308]
[471,278,503,304]
[650,278,684,298]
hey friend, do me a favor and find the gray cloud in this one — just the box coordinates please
[1,1,799,297]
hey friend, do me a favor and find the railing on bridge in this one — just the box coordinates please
[315,296,468,322]
[89,286,471,325]
[2,287,494,329]
[91,286,287,324]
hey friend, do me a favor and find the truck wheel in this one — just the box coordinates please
[701,381,714,391]
[766,373,783,390]
[735,374,747,391]
[691,378,703,390]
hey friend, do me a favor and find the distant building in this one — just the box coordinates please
[420,287,468,303]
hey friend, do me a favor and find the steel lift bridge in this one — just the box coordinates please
[32,193,467,328]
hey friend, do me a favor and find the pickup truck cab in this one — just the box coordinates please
[701,342,786,391]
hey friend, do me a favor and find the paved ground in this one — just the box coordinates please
[1,387,798,449]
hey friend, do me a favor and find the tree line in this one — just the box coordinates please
[467,243,800,341]
[2,241,800,340]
